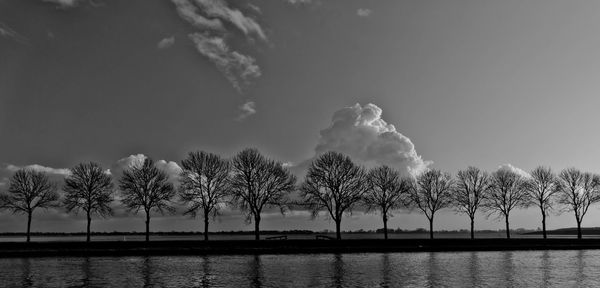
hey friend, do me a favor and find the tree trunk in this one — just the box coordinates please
[577,220,582,240]
[541,212,547,240]
[26,211,32,243]
[86,211,91,243]
[429,217,434,239]
[383,215,388,240]
[145,213,150,242]
[254,215,261,240]
[335,219,342,240]
[505,215,510,239]
[470,217,475,240]
[204,212,209,241]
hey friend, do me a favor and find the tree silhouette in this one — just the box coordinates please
[0,169,59,242]
[407,169,454,239]
[555,168,600,239]
[119,158,176,242]
[363,165,410,240]
[523,166,557,239]
[179,151,230,241]
[229,148,296,240]
[453,167,490,239]
[63,162,114,242]
[301,151,366,240]
[485,169,529,239]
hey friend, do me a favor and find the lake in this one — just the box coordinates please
[1,250,599,287]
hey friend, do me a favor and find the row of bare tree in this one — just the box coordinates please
[1,149,598,242]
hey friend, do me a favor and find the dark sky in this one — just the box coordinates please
[2,0,600,233]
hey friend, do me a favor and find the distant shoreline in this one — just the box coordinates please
[2,239,600,258]
[0,230,524,236]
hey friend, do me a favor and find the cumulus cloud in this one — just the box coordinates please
[236,101,257,121]
[111,154,182,184]
[5,164,70,176]
[311,103,431,176]
[497,163,531,178]
[357,8,372,17]
[189,33,261,92]
[0,163,69,211]
[157,36,176,49]
[155,160,183,183]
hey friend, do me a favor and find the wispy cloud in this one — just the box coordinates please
[43,0,85,8]
[236,101,257,121]
[172,0,224,31]
[170,0,266,94]
[189,33,261,93]
[157,36,176,49]
[284,0,312,4]
[171,0,266,41]
[357,8,372,17]
[0,22,28,44]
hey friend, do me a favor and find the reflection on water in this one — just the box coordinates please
[2,250,600,287]
[248,255,264,288]
[540,250,551,288]
[467,252,481,287]
[380,253,391,288]
[20,258,32,287]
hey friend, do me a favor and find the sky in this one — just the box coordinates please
[2,0,600,234]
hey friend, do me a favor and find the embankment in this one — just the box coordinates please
[2,238,600,257]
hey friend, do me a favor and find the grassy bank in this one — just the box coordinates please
[2,238,600,258]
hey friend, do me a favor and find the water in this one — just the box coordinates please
[0,250,599,287]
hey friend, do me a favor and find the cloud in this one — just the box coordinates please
[5,164,70,176]
[236,101,257,120]
[171,0,225,31]
[157,36,176,49]
[189,33,261,92]
[155,160,183,183]
[284,0,312,4]
[0,164,70,207]
[357,8,372,17]
[497,163,531,179]
[170,0,266,93]
[311,103,431,177]
[112,154,182,184]
[43,0,85,8]
[171,0,266,41]
[0,22,28,44]
[247,3,262,14]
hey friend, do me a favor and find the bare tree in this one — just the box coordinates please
[363,165,410,240]
[523,166,557,239]
[179,151,230,241]
[301,151,366,240]
[485,169,529,239]
[555,168,600,239]
[453,167,490,240]
[63,162,114,242]
[119,158,176,242]
[407,169,454,239]
[229,148,296,240]
[0,169,59,242]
